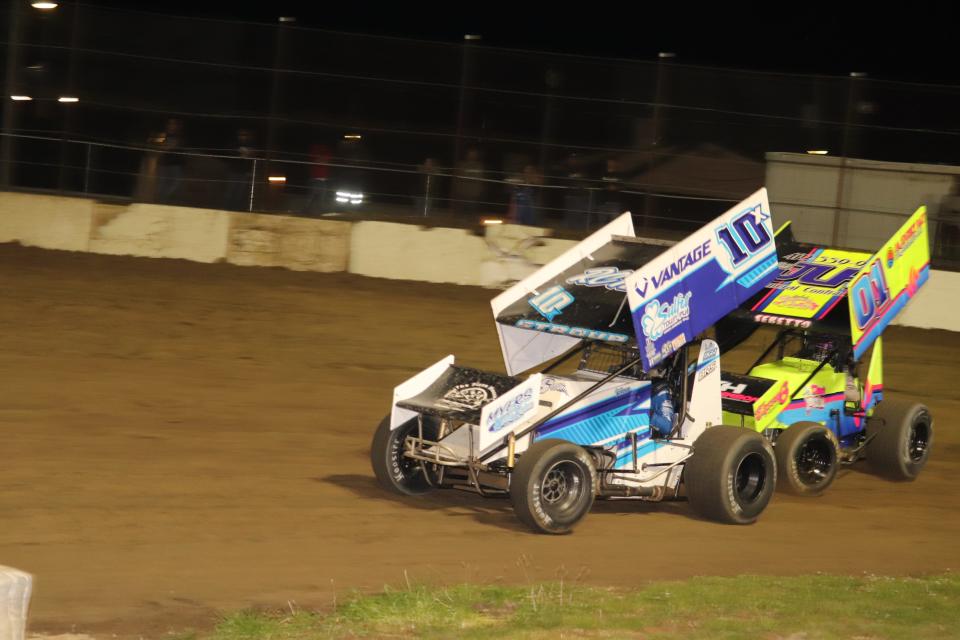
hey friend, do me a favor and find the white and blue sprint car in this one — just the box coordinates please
[371,188,784,533]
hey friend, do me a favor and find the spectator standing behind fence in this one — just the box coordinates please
[156,118,185,204]
[452,148,485,216]
[413,157,439,216]
[134,129,165,203]
[304,143,332,216]
[512,164,542,226]
[224,129,257,211]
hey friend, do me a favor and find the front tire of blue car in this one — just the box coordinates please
[370,414,438,496]
[685,426,776,524]
[510,439,596,535]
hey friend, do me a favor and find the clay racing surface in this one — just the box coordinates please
[1,244,958,636]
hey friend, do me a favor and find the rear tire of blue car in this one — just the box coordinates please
[867,399,933,481]
[510,439,596,535]
[685,426,776,524]
[775,422,838,496]
[370,414,438,496]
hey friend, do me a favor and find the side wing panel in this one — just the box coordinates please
[492,212,636,376]
[625,188,779,370]
[849,206,930,359]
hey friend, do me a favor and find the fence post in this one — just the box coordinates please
[83,142,92,193]
[0,2,21,189]
[423,173,431,217]
[248,158,257,212]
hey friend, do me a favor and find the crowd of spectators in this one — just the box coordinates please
[132,118,634,229]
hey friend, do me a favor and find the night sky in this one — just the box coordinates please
[86,1,960,83]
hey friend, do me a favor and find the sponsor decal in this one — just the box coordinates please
[804,384,826,414]
[642,241,711,295]
[613,384,637,396]
[702,340,719,360]
[565,266,634,292]
[754,313,812,329]
[528,285,574,321]
[773,295,821,311]
[634,276,649,298]
[891,215,924,262]
[487,388,535,433]
[515,319,630,343]
[644,333,687,368]
[697,358,717,381]
[754,381,790,422]
[696,341,719,381]
[640,292,692,340]
[720,380,748,395]
[776,262,860,290]
[721,379,760,403]
[436,382,498,411]
[540,377,569,396]
[722,390,761,403]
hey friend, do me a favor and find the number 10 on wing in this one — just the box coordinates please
[715,205,772,267]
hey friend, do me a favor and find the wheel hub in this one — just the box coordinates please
[908,415,930,463]
[734,452,766,503]
[796,437,833,485]
[542,468,568,503]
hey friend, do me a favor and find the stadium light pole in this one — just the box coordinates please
[58,0,81,192]
[1,1,23,188]
[651,51,674,148]
[454,34,481,165]
[265,16,295,211]
[644,51,674,230]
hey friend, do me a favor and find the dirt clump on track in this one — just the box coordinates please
[1,244,958,637]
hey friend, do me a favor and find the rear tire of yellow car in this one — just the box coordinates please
[774,422,838,496]
[866,399,933,481]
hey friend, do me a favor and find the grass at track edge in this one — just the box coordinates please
[185,573,959,640]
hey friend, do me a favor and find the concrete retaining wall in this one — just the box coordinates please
[0,190,956,332]
[226,212,349,272]
[88,203,230,263]
[894,269,959,332]
[0,192,93,252]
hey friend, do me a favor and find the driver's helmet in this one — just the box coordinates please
[800,333,836,363]
[650,382,677,437]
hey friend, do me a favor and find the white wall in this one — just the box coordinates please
[88,203,230,263]
[225,212,350,272]
[0,190,956,332]
[349,221,490,285]
[893,269,959,332]
[0,192,92,252]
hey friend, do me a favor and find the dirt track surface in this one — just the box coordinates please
[2,244,958,637]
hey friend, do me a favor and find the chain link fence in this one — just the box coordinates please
[2,2,960,264]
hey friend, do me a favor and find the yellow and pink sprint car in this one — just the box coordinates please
[717,206,932,496]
